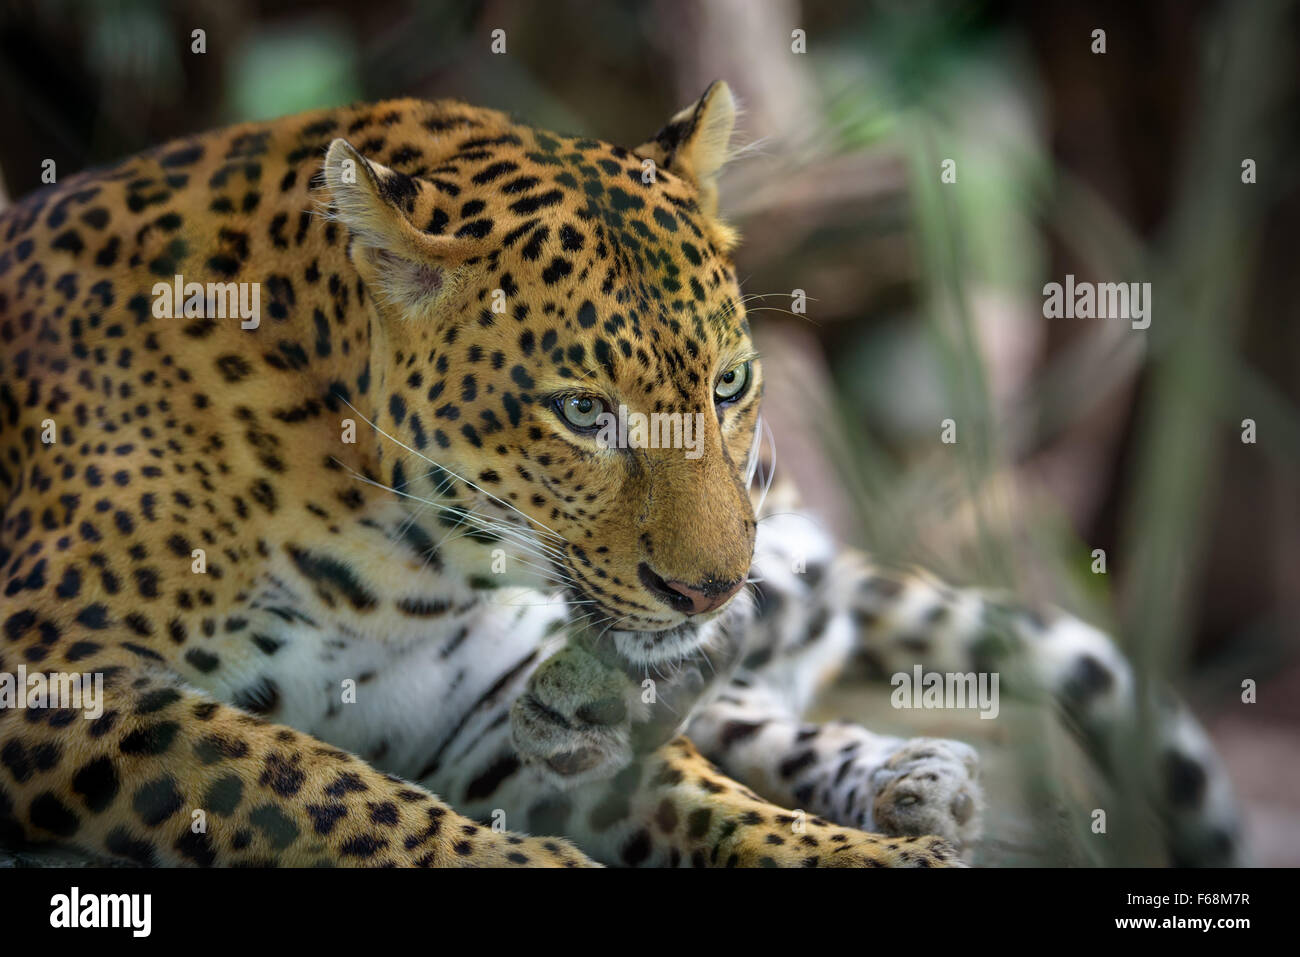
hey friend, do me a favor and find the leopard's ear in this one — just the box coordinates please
[323,139,481,315]
[637,81,737,221]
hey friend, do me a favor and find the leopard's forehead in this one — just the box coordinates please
[368,115,750,408]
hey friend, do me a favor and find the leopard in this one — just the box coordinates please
[0,80,1242,867]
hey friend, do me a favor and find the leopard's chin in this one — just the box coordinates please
[565,584,740,668]
[610,620,712,668]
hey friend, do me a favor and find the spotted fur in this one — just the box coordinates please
[685,475,1244,863]
[0,83,1238,867]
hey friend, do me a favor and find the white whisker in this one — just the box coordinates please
[335,394,566,543]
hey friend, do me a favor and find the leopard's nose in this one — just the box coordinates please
[638,562,744,615]
[664,578,744,615]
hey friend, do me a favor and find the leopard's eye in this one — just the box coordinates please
[714,361,751,403]
[556,394,607,431]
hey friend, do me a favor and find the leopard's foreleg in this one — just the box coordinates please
[0,639,593,867]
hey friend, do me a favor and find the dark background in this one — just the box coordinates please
[1,0,1296,864]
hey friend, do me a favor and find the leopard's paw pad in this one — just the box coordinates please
[510,643,634,788]
[868,738,982,848]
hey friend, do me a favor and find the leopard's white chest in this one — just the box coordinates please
[184,514,568,787]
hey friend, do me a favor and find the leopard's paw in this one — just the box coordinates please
[868,738,982,849]
[511,642,635,788]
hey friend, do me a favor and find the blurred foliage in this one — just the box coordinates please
[225,18,362,121]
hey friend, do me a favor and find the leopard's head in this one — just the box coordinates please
[324,83,758,665]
